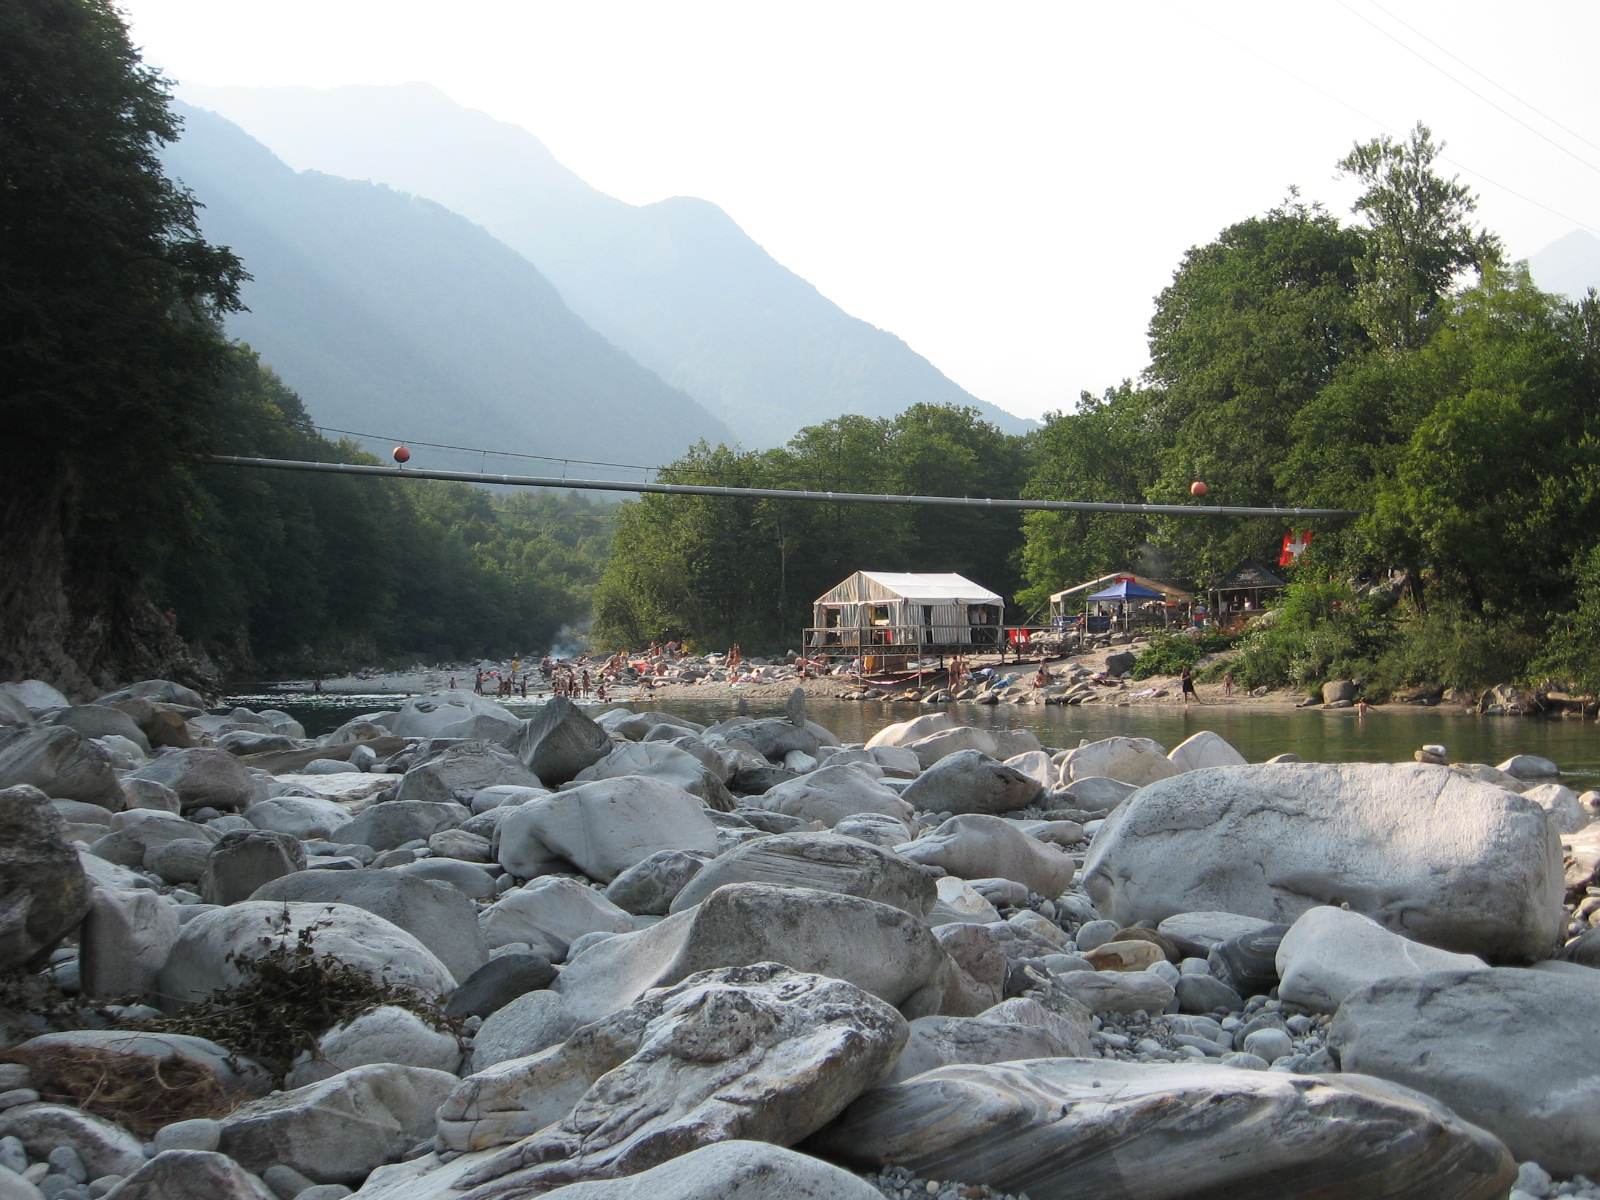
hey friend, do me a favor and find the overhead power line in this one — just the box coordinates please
[201,455,1361,519]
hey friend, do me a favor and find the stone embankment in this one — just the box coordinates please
[2,677,1599,1199]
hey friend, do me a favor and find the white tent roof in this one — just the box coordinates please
[858,572,1001,603]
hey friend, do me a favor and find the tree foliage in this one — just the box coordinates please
[593,405,1029,650]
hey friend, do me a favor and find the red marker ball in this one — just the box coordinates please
[392,445,411,464]
[1190,480,1208,497]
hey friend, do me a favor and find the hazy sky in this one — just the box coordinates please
[118,0,1600,422]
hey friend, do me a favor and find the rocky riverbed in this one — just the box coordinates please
[2,676,1600,1199]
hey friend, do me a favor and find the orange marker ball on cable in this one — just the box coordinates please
[392,445,411,464]
[1190,480,1208,497]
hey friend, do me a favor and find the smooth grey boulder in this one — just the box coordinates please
[1276,906,1488,1013]
[126,748,256,813]
[244,795,351,841]
[251,869,487,984]
[388,693,517,740]
[885,1011,1088,1084]
[897,813,1075,898]
[286,1006,461,1087]
[1082,762,1565,962]
[219,1063,456,1186]
[603,849,713,915]
[393,857,497,900]
[496,776,719,883]
[445,952,558,1022]
[0,1104,145,1179]
[480,876,636,958]
[395,742,542,805]
[1155,911,1271,955]
[574,741,725,805]
[1,679,71,716]
[507,698,611,786]
[438,963,907,1198]
[0,726,124,809]
[1521,782,1586,834]
[1054,969,1175,1016]
[1166,729,1247,772]
[469,989,580,1070]
[596,710,705,741]
[0,785,92,969]
[331,800,467,852]
[96,679,207,710]
[669,833,935,917]
[48,705,151,755]
[810,1058,1515,1200]
[753,764,914,831]
[1059,736,1181,787]
[552,883,953,1026]
[902,749,1041,816]
[87,809,213,869]
[1058,775,1138,813]
[79,884,179,997]
[145,837,214,885]
[1497,754,1560,780]
[1330,967,1600,1177]
[201,829,305,906]
[728,718,820,764]
[99,1149,275,1200]
[158,901,456,1009]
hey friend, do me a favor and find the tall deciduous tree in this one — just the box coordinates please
[0,0,245,688]
[1338,122,1501,352]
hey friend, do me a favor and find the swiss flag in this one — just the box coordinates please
[1280,529,1313,566]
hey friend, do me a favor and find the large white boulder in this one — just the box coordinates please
[552,882,952,1026]
[1521,782,1587,834]
[902,749,1041,816]
[387,692,518,740]
[667,832,934,917]
[1330,967,1600,1178]
[1166,730,1247,772]
[157,901,457,1009]
[437,964,906,1190]
[809,1058,1514,1199]
[395,742,542,804]
[1082,763,1565,962]
[496,776,720,883]
[479,876,637,957]
[1059,736,1181,788]
[864,713,956,750]
[897,814,1074,899]
[1275,906,1488,1013]
[752,763,914,830]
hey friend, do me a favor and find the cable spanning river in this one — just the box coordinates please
[226,692,1600,787]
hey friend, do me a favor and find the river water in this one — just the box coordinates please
[225,690,1600,787]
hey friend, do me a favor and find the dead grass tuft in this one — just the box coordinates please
[0,1042,245,1137]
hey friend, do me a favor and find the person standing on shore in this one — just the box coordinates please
[1222,669,1234,698]
[1180,665,1197,705]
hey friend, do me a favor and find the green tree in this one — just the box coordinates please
[1338,122,1501,352]
[0,0,245,687]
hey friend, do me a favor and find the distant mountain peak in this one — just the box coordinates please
[176,82,1034,445]
[1527,229,1600,300]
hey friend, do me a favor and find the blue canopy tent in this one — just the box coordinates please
[1084,578,1167,633]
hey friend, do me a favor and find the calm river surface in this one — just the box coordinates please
[226,690,1600,787]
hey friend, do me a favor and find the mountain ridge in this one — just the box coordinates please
[179,81,1034,446]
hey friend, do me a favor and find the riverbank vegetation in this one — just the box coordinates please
[600,125,1600,696]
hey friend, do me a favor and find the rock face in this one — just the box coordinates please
[897,814,1075,899]
[251,869,488,985]
[439,964,906,1197]
[496,776,720,883]
[668,833,935,917]
[219,1063,457,1185]
[157,901,457,1009]
[1082,763,1564,962]
[0,785,91,969]
[552,883,952,1026]
[810,1058,1515,1200]
[1330,968,1600,1177]
[508,698,612,785]
[1275,906,1488,1013]
[901,749,1041,816]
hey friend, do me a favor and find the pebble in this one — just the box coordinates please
[153,1117,222,1153]
[863,1165,1029,1200]
[0,1090,40,1111]
[46,1148,86,1185]
[0,1068,29,1092]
